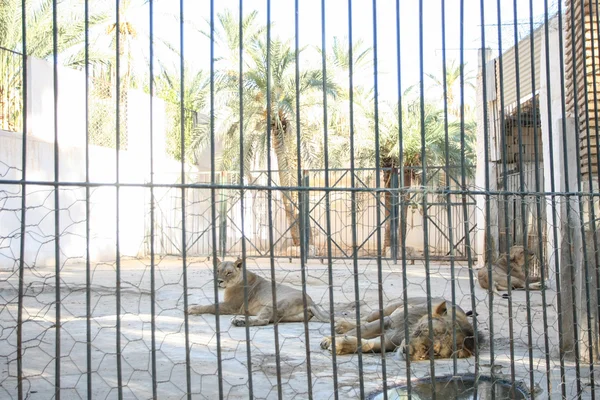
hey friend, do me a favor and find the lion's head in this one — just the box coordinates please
[402,301,475,361]
[509,245,536,268]
[215,258,244,288]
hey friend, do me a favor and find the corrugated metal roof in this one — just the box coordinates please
[495,26,544,107]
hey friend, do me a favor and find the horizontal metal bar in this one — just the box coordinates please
[1,178,598,197]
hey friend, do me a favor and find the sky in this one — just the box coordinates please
[119,0,560,103]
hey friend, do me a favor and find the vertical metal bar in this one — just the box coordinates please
[475,2,493,394]
[320,2,340,397]
[395,1,413,396]
[114,0,124,397]
[371,1,388,396]
[219,172,227,259]
[52,0,61,397]
[525,0,553,397]
[209,0,224,397]
[495,0,517,393]
[510,0,536,394]
[346,1,365,396]
[542,0,567,396]
[590,0,600,365]
[301,171,310,266]
[556,0,582,395]
[457,0,480,384]
[84,0,92,397]
[579,0,600,383]
[567,0,584,393]
[264,2,283,398]
[293,2,313,390]
[440,0,460,378]
[592,0,600,362]
[17,1,27,399]
[476,1,497,398]
[148,1,158,397]
[237,2,254,396]
[178,0,192,397]
[417,1,437,391]
[574,0,597,392]
[591,0,600,365]
[390,172,398,263]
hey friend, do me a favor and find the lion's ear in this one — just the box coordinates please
[216,258,221,265]
[234,258,244,269]
[433,301,448,316]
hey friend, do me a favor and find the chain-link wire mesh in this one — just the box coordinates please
[1,0,600,399]
[89,76,128,150]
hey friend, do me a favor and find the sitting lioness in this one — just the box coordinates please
[320,297,480,361]
[477,245,542,295]
[187,258,351,327]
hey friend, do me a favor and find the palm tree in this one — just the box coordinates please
[426,60,476,120]
[190,10,340,247]
[358,92,475,253]
[154,64,209,162]
[322,36,374,169]
[0,0,110,63]
[194,39,335,246]
[0,0,109,131]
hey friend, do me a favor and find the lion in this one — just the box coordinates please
[320,297,480,361]
[477,245,542,295]
[187,258,355,327]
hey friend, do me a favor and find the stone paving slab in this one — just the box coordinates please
[0,257,593,399]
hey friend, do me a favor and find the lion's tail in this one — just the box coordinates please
[308,301,364,323]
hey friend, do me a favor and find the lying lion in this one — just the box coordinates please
[320,297,480,361]
[187,258,355,327]
[477,246,542,295]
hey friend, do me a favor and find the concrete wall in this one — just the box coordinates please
[0,128,201,269]
[0,57,202,269]
[26,57,87,149]
[537,16,597,361]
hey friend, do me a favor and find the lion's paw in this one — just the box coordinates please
[320,335,359,354]
[231,316,248,327]
[530,281,542,290]
[335,320,355,334]
[320,336,333,350]
[186,305,205,315]
[335,336,360,355]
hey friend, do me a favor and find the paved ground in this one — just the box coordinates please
[0,257,595,399]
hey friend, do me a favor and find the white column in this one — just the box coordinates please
[475,48,498,269]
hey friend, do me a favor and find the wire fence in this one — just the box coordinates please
[150,166,476,264]
[0,0,599,399]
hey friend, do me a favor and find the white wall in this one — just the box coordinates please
[0,57,200,269]
[26,57,87,149]
[0,129,197,268]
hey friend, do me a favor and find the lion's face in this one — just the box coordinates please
[216,258,244,288]
[509,246,536,267]
[402,301,475,361]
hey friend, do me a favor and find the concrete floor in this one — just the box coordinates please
[0,257,595,399]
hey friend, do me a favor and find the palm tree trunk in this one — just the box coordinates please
[272,126,301,247]
[279,185,301,246]
[383,168,393,250]
[398,168,413,251]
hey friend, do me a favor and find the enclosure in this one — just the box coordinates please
[0,0,599,399]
